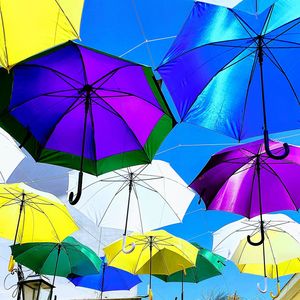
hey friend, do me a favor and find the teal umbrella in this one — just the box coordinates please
[155,243,226,300]
[11,236,102,287]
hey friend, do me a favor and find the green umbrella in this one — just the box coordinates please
[11,236,102,287]
[155,243,226,300]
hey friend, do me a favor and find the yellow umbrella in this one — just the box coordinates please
[104,230,198,299]
[0,0,84,69]
[233,230,300,299]
[0,183,78,244]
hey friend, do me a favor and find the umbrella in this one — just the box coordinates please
[213,214,300,296]
[104,230,198,297]
[155,243,226,300]
[0,0,84,69]
[158,0,300,159]
[68,257,141,300]
[11,237,102,288]
[0,41,175,205]
[0,183,78,245]
[190,139,300,246]
[68,160,195,252]
[0,128,24,183]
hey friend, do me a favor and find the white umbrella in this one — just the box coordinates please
[0,129,24,183]
[213,214,300,295]
[68,160,195,252]
[213,214,300,260]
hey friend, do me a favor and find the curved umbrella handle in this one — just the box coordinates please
[257,277,268,294]
[264,130,289,160]
[122,234,135,254]
[247,221,265,246]
[270,281,281,299]
[69,171,83,205]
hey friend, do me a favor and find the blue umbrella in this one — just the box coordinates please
[158,0,300,159]
[68,257,141,299]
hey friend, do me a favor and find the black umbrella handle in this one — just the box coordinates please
[69,171,83,205]
[247,220,264,246]
[264,130,289,160]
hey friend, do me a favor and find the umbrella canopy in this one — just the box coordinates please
[158,0,300,158]
[0,128,24,183]
[190,139,300,246]
[68,257,141,296]
[11,237,102,281]
[68,160,195,246]
[156,243,225,283]
[104,230,198,295]
[155,243,225,300]
[0,41,175,205]
[213,214,300,296]
[190,139,300,218]
[0,182,78,244]
[0,0,84,69]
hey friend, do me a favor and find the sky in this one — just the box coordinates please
[1,0,300,299]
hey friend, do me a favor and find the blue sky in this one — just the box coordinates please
[79,1,300,299]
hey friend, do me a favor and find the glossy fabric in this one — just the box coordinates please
[158,0,300,140]
[0,41,174,175]
[190,139,300,218]
[69,257,141,292]
[0,0,83,69]
[11,237,101,277]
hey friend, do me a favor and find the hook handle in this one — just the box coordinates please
[122,234,135,254]
[257,277,268,294]
[69,171,83,205]
[247,220,265,246]
[264,130,289,160]
[270,281,281,299]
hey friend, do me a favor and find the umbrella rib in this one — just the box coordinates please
[239,50,259,141]
[21,64,82,87]
[260,163,299,210]
[96,180,130,227]
[261,5,274,36]
[264,19,300,47]
[39,96,85,151]
[0,3,9,68]
[134,243,149,274]
[264,37,300,47]
[133,180,183,223]
[132,183,145,233]
[53,0,80,38]
[229,10,258,38]
[94,87,165,113]
[262,45,300,104]
[73,43,88,85]
[9,88,78,111]
[90,93,150,160]
[265,231,278,270]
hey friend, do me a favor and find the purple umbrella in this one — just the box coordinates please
[190,139,300,246]
[0,41,175,205]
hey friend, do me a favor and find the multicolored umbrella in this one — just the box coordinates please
[0,0,84,69]
[0,41,175,205]
[158,0,300,159]
[68,257,141,299]
[190,139,300,246]
[213,214,300,297]
[104,230,198,298]
[155,243,226,300]
[68,160,195,252]
[11,237,102,288]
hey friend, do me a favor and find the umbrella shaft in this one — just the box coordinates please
[149,237,153,289]
[124,175,133,236]
[13,195,25,245]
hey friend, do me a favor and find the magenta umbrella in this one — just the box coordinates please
[190,139,300,246]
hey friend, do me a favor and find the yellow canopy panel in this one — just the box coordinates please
[0,0,84,69]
